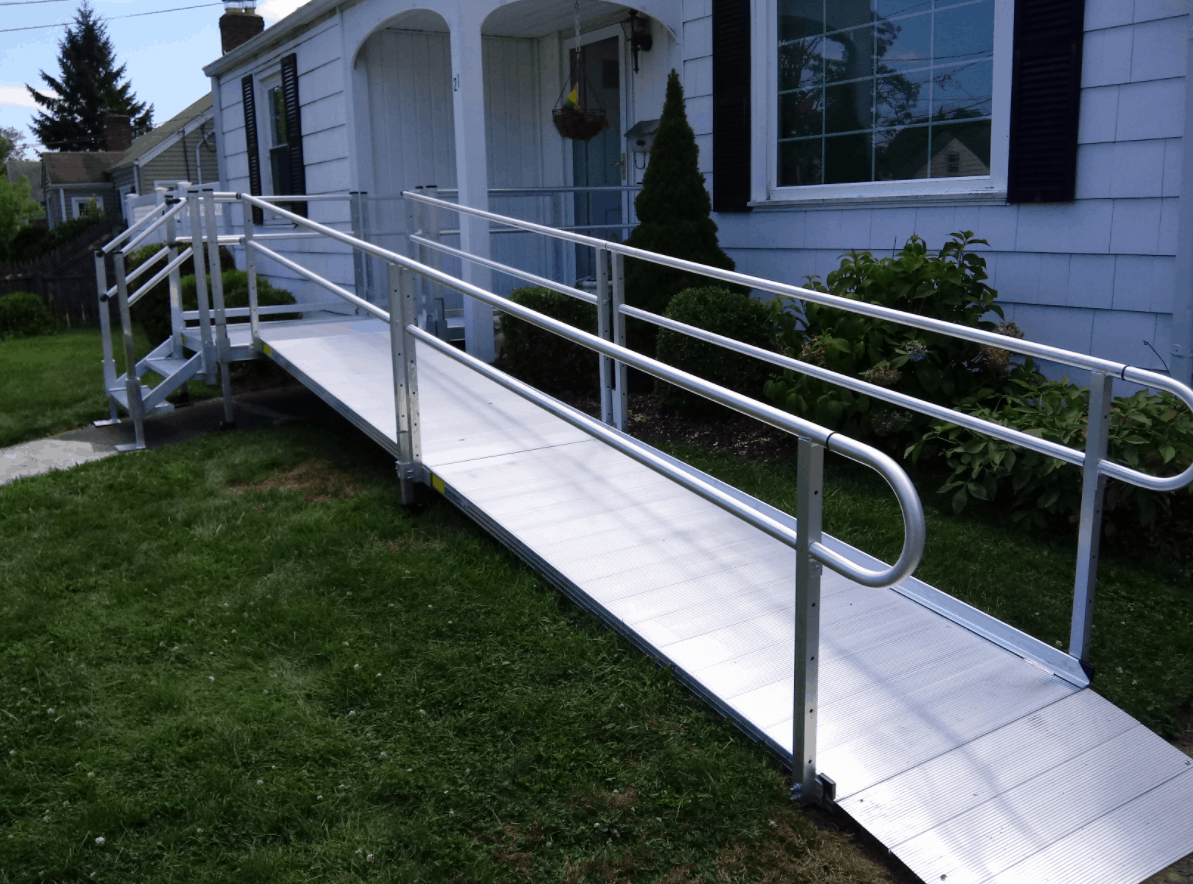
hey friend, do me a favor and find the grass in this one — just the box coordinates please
[0,327,275,450]
[0,329,146,449]
[0,420,894,883]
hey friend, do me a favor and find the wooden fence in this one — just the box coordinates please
[0,215,125,328]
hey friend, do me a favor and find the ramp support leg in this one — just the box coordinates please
[389,262,422,506]
[113,250,147,451]
[187,188,217,386]
[1069,371,1113,673]
[94,249,120,425]
[201,188,235,429]
[597,250,629,431]
[792,436,824,805]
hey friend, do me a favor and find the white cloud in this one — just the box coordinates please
[257,0,309,24]
[0,84,53,110]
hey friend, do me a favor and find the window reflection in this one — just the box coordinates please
[776,0,994,188]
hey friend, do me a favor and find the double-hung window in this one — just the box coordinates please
[765,0,1013,200]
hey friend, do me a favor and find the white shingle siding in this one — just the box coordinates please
[694,1,1193,375]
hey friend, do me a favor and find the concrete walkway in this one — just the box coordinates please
[0,386,339,486]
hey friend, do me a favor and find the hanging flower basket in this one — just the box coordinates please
[553,106,609,142]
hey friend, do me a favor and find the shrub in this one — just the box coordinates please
[912,378,1193,534]
[623,70,741,357]
[764,232,1035,448]
[138,268,297,345]
[124,244,239,344]
[0,291,56,339]
[500,286,598,392]
[654,287,777,417]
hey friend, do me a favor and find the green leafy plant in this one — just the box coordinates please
[623,70,741,357]
[499,286,598,392]
[913,378,1193,533]
[0,291,56,339]
[765,232,1032,447]
[125,244,243,344]
[654,286,777,417]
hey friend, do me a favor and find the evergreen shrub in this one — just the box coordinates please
[500,286,598,392]
[126,243,238,343]
[623,70,740,358]
[0,291,56,339]
[654,287,777,417]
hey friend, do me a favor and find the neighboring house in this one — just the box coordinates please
[198,0,1193,385]
[5,159,45,226]
[40,152,123,229]
[108,94,219,209]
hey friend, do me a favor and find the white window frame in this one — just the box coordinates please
[750,0,1015,205]
[71,194,104,218]
[255,68,292,226]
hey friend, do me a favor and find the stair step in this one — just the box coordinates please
[143,356,192,377]
[107,383,175,415]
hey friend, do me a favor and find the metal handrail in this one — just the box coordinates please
[101,198,180,254]
[409,233,597,305]
[400,188,1193,495]
[123,198,191,254]
[247,240,385,321]
[127,247,194,307]
[233,191,926,590]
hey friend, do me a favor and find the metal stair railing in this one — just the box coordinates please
[399,187,1193,683]
[187,190,929,809]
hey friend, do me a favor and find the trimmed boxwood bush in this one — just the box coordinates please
[654,286,777,417]
[126,243,237,339]
[500,286,598,392]
[133,270,298,345]
[0,291,56,339]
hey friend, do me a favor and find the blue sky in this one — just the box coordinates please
[1,0,305,155]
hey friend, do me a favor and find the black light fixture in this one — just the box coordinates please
[621,10,653,73]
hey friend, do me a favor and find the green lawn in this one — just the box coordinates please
[0,327,266,450]
[0,421,891,884]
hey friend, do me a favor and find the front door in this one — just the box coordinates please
[570,35,623,281]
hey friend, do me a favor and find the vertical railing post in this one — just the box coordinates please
[244,197,260,340]
[596,246,613,425]
[113,250,147,450]
[792,437,824,805]
[1069,371,1114,671]
[609,251,628,431]
[94,249,120,424]
[350,191,368,310]
[187,187,217,384]
[405,189,430,335]
[388,262,422,505]
[425,186,444,336]
[165,198,184,359]
[202,187,235,428]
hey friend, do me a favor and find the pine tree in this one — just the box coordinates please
[624,69,738,355]
[26,1,153,152]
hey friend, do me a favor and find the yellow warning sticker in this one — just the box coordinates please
[262,343,273,357]
[431,474,445,495]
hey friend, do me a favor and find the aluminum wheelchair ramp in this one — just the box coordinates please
[257,317,1193,884]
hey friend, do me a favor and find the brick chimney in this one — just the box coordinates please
[103,113,133,152]
[220,1,264,54]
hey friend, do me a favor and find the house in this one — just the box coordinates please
[107,95,220,210]
[40,151,123,229]
[197,0,1193,386]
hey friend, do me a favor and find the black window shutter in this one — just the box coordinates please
[280,53,308,218]
[241,74,264,225]
[712,0,751,213]
[1007,0,1085,203]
